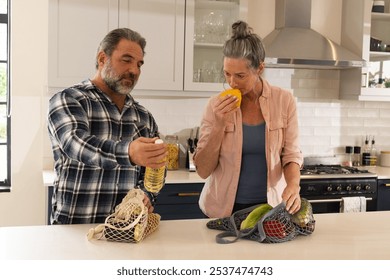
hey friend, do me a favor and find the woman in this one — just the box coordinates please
[193,21,303,218]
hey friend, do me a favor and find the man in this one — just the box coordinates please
[47,28,167,224]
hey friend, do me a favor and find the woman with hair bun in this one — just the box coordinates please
[194,21,303,218]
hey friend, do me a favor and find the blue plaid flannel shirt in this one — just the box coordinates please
[47,80,160,224]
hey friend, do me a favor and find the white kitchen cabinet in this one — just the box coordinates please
[49,0,184,91]
[184,0,248,91]
[48,0,119,88]
[359,11,390,100]
[340,0,390,101]
[118,0,185,91]
[49,0,247,93]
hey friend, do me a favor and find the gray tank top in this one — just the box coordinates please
[235,122,267,204]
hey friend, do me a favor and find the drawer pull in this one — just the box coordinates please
[385,184,390,187]
[177,192,200,197]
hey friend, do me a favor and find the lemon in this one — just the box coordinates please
[219,89,242,107]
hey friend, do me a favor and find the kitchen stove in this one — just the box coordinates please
[299,165,378,213]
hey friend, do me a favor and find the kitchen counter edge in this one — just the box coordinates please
[42,169,206,187]
[360,166,390,179]
[43,166,390,188]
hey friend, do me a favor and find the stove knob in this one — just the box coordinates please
[364,185,371,191]
[336,185,342,192]
[346,185,352,191]
[327,186,333,192]
[355,185,361,191]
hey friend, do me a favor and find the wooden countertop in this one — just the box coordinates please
[1,211,390,260]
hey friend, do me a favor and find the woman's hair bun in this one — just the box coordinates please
[231,20,253,39]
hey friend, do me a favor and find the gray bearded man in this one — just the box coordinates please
[47,28,168,224]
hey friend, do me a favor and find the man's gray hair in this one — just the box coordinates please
[95,28,146,69]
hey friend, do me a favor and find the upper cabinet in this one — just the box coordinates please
[117,0,185,91]
[48,0,247,93]
[48,0,184,91]
[184,0,247,91]
[340,0,390,101]
[362,11,390,98]
[48,0,119,88]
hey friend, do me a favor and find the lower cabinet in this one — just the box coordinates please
[377,179,390,211]
[155,183,206,220]
[46,183,206,224]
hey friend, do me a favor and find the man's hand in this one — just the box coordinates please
[129,137,168,168]
[143,194,154,213]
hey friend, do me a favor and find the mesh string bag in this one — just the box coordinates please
[87,188,160,243]
[208,198,315,244]
[290,198,316,236]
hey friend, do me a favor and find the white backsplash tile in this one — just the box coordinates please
[379,108,390,117]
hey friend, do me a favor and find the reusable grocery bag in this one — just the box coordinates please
[87,188,160,243]
[206,198,315,244]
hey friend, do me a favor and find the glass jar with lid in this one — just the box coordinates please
[165,135,179,170]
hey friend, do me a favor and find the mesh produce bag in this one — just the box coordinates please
[207,198,315,244]
[87,189,160,243]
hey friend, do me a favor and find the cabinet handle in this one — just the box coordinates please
[385,184,390,187]
[177,192,200,197]
[308,198,372,203]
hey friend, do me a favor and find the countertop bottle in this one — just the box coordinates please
[144,139,166,193]
[362,136,371,166]
[344,146,353,167]
[370,137,377,166]
[165,135,179,170]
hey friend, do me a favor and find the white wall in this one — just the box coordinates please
[2,0,390,226]
[0,0,49,226]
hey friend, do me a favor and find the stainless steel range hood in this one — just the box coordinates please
[263,0,366,69]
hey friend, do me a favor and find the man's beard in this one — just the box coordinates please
[101,59,137,95]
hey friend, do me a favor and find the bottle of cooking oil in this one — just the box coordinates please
[144,139,166,193]
[362,135,371,166]
[370,136,377,166]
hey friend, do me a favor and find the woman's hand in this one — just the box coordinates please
[212,95,240,126]
[282,184,301,214]
[282,162,302,214]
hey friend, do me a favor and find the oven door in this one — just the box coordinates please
[305,196,377,214]
[300,177,378,214]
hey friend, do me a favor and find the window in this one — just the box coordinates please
[0,0,10,191]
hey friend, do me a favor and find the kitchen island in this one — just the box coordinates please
[1,211,390,260]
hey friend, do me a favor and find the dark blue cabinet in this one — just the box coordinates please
[154,183,206,220]
[378,179,390,211]
[47,183,206,224]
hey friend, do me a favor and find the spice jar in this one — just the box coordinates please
[344,146,353,167]
[165,135,179,170]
